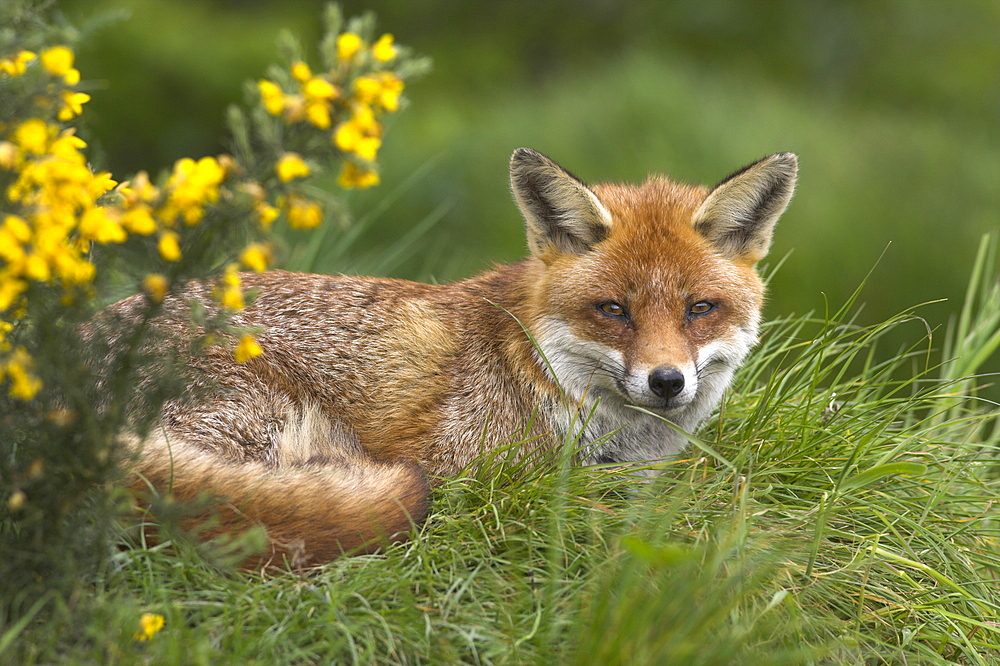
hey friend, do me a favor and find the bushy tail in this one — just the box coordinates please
[126,433,430,570]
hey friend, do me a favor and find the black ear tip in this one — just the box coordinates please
[769,152,799,172]
[510,147,547,168]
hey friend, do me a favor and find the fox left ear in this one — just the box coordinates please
[510,148,613,257]
[693,153,798,263]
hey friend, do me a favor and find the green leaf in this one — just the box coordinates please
[840,462,927,491]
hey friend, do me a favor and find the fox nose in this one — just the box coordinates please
[648,366,685,400]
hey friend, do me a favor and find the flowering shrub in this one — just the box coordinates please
[0,1,427,605]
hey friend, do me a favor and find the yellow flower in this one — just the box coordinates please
[158,232,181,262]
[120,171,160,204]
[143,273,169,303]
[79,207,126,244]
[17,50,37,70]
[334,119,381,162]
[218,263,244,309]
[7,489,26,511]
[304,101,331,129]
[9,370,42,400]
[275,153,311,183]
[300,77,338,129]
[356,136,381,162]
[240,243,270,272]
[354,74,404,112]
[257,79,285,115]
[39,46,73,77]
[349,102,378,131]
[337,162,380,189]
[0,229,26,265]
[86,170,117,199]
[334,104,381,160]
[235,334,262,363]
[54,254,95,285]
[377,73,404,112]
[121,206,157,235]
[48,130,87,160]
[254,201,280,230]
[303,77,338,101]
[0,278,27,312]
[5,346,42,400]
[57,91,91,121]
[23,254,50,281]
[353,76,382,105]
[2,215,32,244]
[221,285,243,310]
[0,141,16,169]
[134,613,165,642]
[13,119,52,155]
[337,33,363,61]
[290,61,312,83]
[372,34,397,62]
[183,156,226,192]
[0,50,36,77]
[160,156,227,225]
[283,194,323,230]
[63,67,81,86]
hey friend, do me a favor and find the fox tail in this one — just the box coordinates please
[126,428,430,570]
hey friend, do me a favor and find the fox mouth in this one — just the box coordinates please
[627,397,689,416]
[612,378,691,415]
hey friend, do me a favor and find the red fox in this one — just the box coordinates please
[109,148,797,568]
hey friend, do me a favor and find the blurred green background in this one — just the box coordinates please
[63,0,999,377]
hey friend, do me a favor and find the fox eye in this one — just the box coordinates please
[597,301,627,318]
[689,301,715,316]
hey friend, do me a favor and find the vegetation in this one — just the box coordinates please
[62,2,1000,344]
[0,0,426,642]
[6,241,999,663]
[2,2,998,664]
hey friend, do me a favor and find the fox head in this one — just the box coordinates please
[510,148,797,439]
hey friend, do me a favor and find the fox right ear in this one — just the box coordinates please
[693,152,798,264]
[510,148,613,257]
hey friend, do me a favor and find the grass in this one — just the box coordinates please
[4,236,999,665]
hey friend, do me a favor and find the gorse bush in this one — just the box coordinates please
[0,0,427,614]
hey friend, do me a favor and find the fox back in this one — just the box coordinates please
[108,148,797,568]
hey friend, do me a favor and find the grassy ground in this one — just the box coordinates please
[4,238,998,665]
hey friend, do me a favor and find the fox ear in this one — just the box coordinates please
[510,148,612,256]
[693,153,798,263]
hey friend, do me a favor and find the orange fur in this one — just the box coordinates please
[100,148,797,568]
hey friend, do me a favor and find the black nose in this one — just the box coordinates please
[648,366,685,399]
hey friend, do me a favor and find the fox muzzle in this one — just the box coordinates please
[648,366,685,400]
